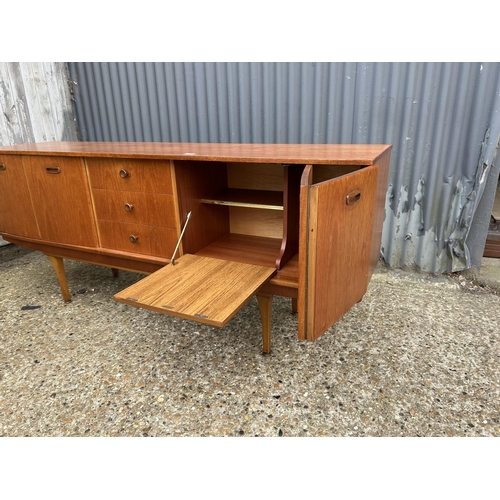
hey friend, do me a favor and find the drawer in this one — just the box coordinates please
[86,158,173,193]
[92,189,177,227]
[98,220,178,258]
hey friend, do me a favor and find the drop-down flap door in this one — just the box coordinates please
[115,254,276,327]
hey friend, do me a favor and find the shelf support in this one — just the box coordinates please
[276,164,305,270]
[171,211,191,265]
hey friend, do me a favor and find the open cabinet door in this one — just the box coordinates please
[298,165,378,341]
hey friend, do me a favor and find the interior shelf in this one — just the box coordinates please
[201,189,283,211]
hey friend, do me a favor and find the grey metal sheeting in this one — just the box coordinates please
[67,62,500,273]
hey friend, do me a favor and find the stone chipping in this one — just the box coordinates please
[0,245,499,437]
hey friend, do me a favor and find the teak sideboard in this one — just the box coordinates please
[0,142,392,352]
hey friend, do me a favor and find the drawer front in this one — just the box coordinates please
[23,155,98,247]
[98,220,177,258]
[87,158,173,193]
[93,189,177,227]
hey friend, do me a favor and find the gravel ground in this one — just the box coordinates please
[1,245,499,437]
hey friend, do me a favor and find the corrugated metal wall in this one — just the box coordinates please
[0,62,79,245]
[67,62,500,273]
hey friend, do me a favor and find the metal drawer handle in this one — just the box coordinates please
[0,163,6,171]
[346,189,361,205]
[46,166,61,174]
[124,203,134,212]
[129,235,138,243]
[119,169,129,179]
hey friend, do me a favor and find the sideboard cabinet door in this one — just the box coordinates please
[298,165,378,341]
[0,155,40,239]
[22,156,98,248]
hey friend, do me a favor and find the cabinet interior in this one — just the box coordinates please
[311,164,361,184]
[175,160,364,271]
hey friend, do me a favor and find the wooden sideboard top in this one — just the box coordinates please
[0,141,392,165]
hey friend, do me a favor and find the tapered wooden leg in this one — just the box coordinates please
[257,294,273,354]
[291,297,298,313]
[111,268,119,277]
[47,255,71,302]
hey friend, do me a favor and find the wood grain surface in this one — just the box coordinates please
[0,141,392,165]
[276,164,304,270]
[97,220,177,258]
[229,207,283,239]
[92,189,177,227]
[0,155,40,238]
[299,165,378,341]
[227,162,284,189]
[22,155,98,247]
[195,233,282,267]
[2,234,168,273]
[86,157,173,193]
[174,160,229,254]
[201,188,283,210]
[115,254,276,327]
